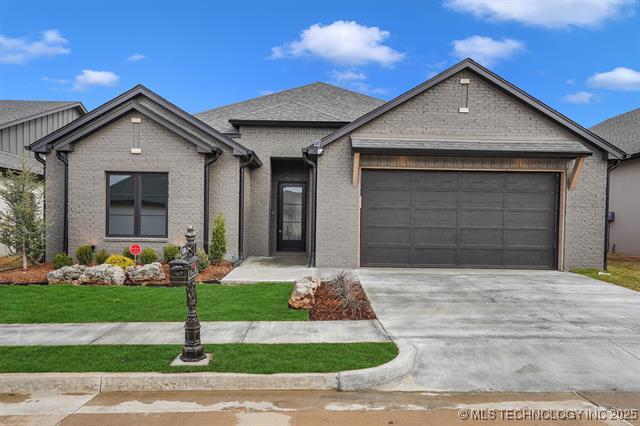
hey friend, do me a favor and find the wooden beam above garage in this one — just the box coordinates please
[568,156,586,190]
[352,152,360,187]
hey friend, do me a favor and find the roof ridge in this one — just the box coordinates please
[314,81,386,102]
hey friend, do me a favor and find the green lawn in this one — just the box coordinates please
[0,283,308,323]
[572,258,640,292]
[0,343,397,373]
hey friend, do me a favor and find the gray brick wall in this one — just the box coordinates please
[316,70,607,270]
[208,147,241,261]
[64,111,221,259]
[239,126,334,256]
[44,152,65,260]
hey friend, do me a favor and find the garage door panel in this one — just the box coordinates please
[361,170,558,269]
[365,190,411,207]
[414,210,458,226]
[459,210,503,226]
[414,191,457,208]
[413,228,457,245]
[459,228,503,245]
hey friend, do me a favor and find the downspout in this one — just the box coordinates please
[604,158,622,270]
[302,150,317,268]
[55,151,69,254]
[238,152,255,263]
[34,153,46,224]
[202,152,220,254]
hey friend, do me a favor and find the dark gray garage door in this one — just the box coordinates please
[361,170,559,268]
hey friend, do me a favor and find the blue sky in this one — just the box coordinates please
[0,0,638,127]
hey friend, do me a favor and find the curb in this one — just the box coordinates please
[0,343,415,393]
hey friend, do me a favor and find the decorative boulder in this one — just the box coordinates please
[289,276,321,309]
[47,265,86,284]
[127,262,165,283]
[78,264,126,285]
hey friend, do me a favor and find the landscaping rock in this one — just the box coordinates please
[78,264,126,285]
[47,265,86,284]
[127,262,165,283]
[289,276,320,309]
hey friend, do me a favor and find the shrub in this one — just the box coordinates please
[326,271,363,314]
[94,249,109,265]
[163,244,181,263]
[75,245,94,265]
[209,213,227,262]
[121,246,135,260]
[53,252,73,269]
[139,247,158,265]
[196,248,210,272]
[105,254,135,269]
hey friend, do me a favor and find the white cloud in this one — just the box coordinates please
[444,0,634,28]
[270,20,405,67]
[127,53,146,62]
[258,89,276,96]
[42,76,70,85]
[587,67,640,91]
[329,70,367,83]
[451,36,524,66]
[564,91,595,104]
[0,29,70,64]
[565,78,575,85]
[72,69,119,91]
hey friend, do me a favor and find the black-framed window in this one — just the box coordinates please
[106,172,168,237]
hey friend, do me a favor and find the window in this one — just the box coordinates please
[107,173,168,237]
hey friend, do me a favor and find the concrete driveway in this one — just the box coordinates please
[356,268,640,392]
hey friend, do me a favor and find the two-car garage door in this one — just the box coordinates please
[360,170,559,269]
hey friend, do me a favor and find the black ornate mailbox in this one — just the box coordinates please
[169,226,205,362]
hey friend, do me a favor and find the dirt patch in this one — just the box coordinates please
[0,262,52,284]
[608,253,640,263]
[309,282,376,321]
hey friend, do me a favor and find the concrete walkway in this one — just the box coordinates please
[357,268,640,392]
[221,256,315,284]
[0,320,390,346]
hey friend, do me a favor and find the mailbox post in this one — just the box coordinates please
[169,226,205,362]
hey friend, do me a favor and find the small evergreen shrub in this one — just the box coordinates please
[139,247,158,265]
[105,254,135,269]
[75,245,94,265]
[53,252,73,269]
[121,246,135,260]
[196,248,210,272]
[209,213,227,262]
[163,244,180,263]
[94,249,109,265]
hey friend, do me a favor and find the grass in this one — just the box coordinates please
[0,283,308,323]
[0,343,397,374]
[571,256,640,292]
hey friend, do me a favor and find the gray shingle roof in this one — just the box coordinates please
[0,100,84,129]
[195,82,385,133]
[590,108,640,157]
[351,137,593,157]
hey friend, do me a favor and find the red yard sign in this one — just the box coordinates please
[129,244,142,256]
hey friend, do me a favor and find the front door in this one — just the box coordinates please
[277,182,306,252]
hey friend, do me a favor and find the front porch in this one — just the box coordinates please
[221,255,315,284]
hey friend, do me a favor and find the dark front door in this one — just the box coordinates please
[361,170,559,269]
[277,182,306,252]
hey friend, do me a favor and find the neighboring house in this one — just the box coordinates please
[0,100,86,255]
[28,59,625,270]
[591,108,640,256]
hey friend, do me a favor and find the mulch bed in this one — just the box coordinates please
[309,282,377,321]
[0,260,233,285]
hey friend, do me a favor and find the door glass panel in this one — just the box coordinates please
[281,185,303,243]
[282,186,303,204]
[283,222,302,241]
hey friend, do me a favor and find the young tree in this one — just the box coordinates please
[209,213,227,262]
[0,161,46,270]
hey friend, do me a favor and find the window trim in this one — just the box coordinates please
[105,172,169,238]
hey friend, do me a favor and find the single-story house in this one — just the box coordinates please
[28,59,625,270]
[591,108,640,256]
[0,100,86,255]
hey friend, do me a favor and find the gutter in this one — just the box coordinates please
[238,152,256,262]
[55,151,69,254]
[34,153,47,228]
[202,151,221,254]
[302,149,317,268]
[604,158,623,270]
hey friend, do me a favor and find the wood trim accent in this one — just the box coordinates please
[568,156,586,190]
[558,171,566,271]
[352,152,361,187]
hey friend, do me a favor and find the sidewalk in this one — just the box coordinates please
[0,320,390,346]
